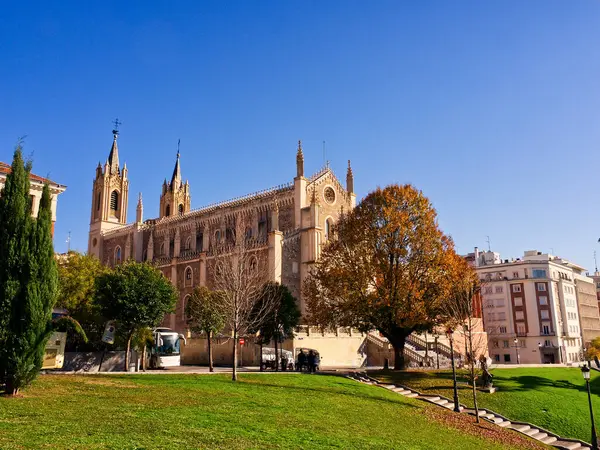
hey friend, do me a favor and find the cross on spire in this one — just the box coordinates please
[112,118,122,136]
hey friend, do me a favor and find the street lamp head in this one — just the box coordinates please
[581,364,591,380]
[538,342,542,348]
[513,338,518,344]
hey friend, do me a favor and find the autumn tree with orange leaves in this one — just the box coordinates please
[304,184,458,369]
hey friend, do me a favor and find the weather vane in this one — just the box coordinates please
[112,118,122,135]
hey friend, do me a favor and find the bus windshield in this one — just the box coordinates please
[156,334,180,356]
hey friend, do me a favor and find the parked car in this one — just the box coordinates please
[261,348,294,371]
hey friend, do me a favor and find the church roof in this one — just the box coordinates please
[170,151,181,190]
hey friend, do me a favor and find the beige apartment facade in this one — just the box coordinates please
[0,161,66,236]
[88,129,371,367]
[469,249,596,364]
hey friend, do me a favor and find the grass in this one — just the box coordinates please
[0,373,547,450]
[371,367,600,444]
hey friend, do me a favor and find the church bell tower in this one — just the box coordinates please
[88,121,130,258]
[159,147,191,218]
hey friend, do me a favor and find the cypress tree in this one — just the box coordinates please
[0,145,58,395]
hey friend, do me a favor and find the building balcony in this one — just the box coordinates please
[516,332,528,337]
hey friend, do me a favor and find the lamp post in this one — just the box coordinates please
[446,327,461,412]
[538,342,543,364]
[434,334,440,370]
[581,364,598,450]
[513,338,521,365]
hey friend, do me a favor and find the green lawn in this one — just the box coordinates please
[0,373,546,450]
[371,367,600,444]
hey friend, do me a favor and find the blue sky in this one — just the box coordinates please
[2,1,600,270]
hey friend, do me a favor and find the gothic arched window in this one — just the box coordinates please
[325,218,334,241]
[114,246,122,264]
[96,192,101,212]
[183,294,191,321]
[185,236,192,251]
[215,230,221,243]
[178,204,184,215]
[165,204,171,217]
[110,190,119,212]
[160,242,166,256]
[184,266,193,287]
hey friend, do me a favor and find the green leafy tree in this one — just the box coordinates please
[0,146,59,395]
[56,251,108,350]
[253,283,300,371]
[95,262,178,371]
[185,287,225,372]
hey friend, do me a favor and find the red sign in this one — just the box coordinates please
[239,338,245,346]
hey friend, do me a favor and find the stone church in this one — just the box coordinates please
[88,128,371,367]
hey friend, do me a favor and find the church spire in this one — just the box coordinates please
[346,160,354,194]
[296,140,304,178]
[170,145,181,191]
[108,118,122,175]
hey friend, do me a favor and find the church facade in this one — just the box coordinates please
[88,128,368,365]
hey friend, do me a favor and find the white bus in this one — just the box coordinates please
[149,328,187,369]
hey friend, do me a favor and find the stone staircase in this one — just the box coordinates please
[346,372,591,450]
[366,333,453,368]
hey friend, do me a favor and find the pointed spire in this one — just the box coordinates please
[346,159,354,194]
[108,130,120,175]
[296,140,304,178]
[170,148,181,191]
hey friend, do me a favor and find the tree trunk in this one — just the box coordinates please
[141,345,146,372]
[468,325,480,423]
[275,338,279,372]
[390,337,406,370]
[125,333,133,372]
[208,330,214,372]
[4,378,19,396]
[259,342,263,372]
[232,329,238,381]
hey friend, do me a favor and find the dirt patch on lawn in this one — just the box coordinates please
[78,378,140,389]
[424,405,548,450]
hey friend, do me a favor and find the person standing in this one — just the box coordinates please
[307,350,316,374]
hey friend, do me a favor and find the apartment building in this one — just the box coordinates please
[467,249,594,364]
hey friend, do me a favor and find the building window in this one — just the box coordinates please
[245,226,253,241]
[178,204,184,215]
[183,294,191,321]
[96,192,101,211]
[185,236,192,251]
[537,283,547,292]
[325,218,334,241]
[160,242,166,256]
[532,269,547,278]
[542,323,551,335]
[498,312,506,320]
[215,230,221,243]
[514,297,523,307]
[249,256,258,274]
[494,354,500,362]
[519,339,526,348]
[504,354,511,362]
[539,296,548,305]
[184,267,193,287]
[540,310,550,320]
[499,326,507,334]
[484,287,493,295]
[512,285,521,293]
[110,190,119,211]
[493,340,499,348]
[515,311,524,321]
[517,324,526,334]
[495,286,503,294]
[513,271,519,279]
[503,340,509,348]
[165,204,171,217]
[114,246,122,264]
[495,299,505,307]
